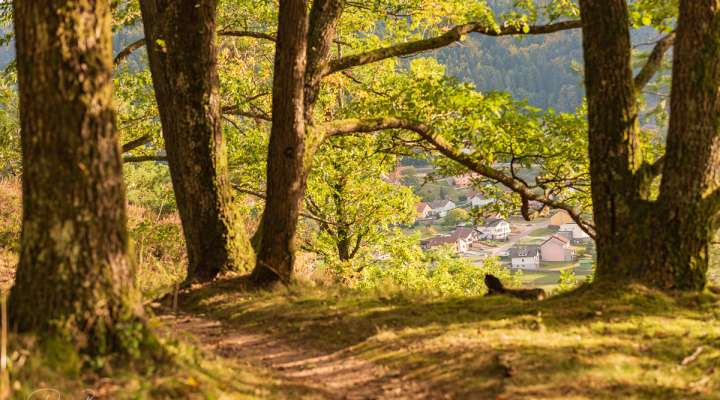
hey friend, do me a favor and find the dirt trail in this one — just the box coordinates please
[159,313,444,400]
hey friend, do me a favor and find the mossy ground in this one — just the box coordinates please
[176,278,720,399]
[3,326,283,399]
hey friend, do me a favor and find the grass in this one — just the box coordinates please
[177,279,720,399]
[526,225,560,237]
[4,325,289,399]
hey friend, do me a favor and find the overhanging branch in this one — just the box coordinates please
[321,116,596,238]
[324,20,581,76]
[114,30,276,66]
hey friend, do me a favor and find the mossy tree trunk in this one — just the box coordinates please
[9,0,150,355]
[579,0,720,290]
[579,0,648,283]
[252,0,345,285]
[653,0,720,289]
[139,0,253,283]
[251,0,310,285]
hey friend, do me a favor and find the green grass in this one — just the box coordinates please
[527,225,560,237]
[178,278,720,399]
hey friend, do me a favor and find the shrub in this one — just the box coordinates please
[355,244,520,297]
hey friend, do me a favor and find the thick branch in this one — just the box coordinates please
[633,32,676,91]
[113,38,146,65]
[122,155,167,163]
[325,20,581,76]
[304,0,346,119]
[322,117,596,238]
[114,30,276,66]
[121,133,153,153]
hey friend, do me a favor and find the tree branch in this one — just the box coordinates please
[321,116,596,238]
[113,38,146,65]
[114,30,276,66]
[216,29,276,42]
[324,20,581,76]
[221,105,272,121]
[123,155,167,163]
[633,32,675,91]
[121,133,153,153]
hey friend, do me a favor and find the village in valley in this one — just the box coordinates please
[395,161,596,291]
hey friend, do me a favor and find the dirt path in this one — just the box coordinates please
[159,313,443,400]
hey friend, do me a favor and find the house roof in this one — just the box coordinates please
[415,202,430,212]
[556,230,573,241]
[421,235,457,247]
[541,234,570,247]
[451,227,476,240]
[482,218,507,228]
[429,199,454,209]
[509,245,540,258]
[559,222,579,230]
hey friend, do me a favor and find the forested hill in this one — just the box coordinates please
[435,30,584,112]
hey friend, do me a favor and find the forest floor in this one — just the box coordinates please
[158,311,437,399]
[154,277,720,400]
[7,279,720,399]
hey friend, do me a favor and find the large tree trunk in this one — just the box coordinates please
[140,0,253,283]
[652,0,720,289]
[8,0,151,355]
[251,0,310,285]
[580,0,720,290]
[579,0,649,283]
[251,0,347,285]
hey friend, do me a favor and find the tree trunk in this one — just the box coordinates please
[579,0,650,283]
[652,0,720,290]
[251,0,310,285]
[579,0,720,290]
[304,0,346,121]
[139,0,253,283]
[8,0,151,355]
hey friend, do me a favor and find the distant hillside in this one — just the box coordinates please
[434,30,584,113]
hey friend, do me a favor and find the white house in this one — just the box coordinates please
[478,218,511,241]
[559,223,591,241]
[509,245,541,269]
[415,202,432,219]
[420,227,478,253]
[467,192,494,209]
[428,199,456,217]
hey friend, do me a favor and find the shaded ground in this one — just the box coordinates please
[159,312,440,399]
[175,278,720,399]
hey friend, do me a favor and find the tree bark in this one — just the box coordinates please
[9,0,151,355]
[251,0,310,285]
[579,0,720,290]
[140,0,253,283]
[579,0,649,284]
[653,0,720,289]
